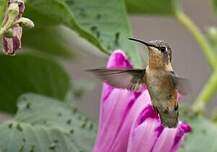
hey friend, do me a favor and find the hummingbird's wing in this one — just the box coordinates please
[170,72,190,95]
[88,68,146,91]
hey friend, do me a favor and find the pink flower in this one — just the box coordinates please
[92,50,191,152]
[2,0,25,55]
[3,25,22,55]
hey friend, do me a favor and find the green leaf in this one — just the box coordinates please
[0,93,96,152]
[64,0,140,64]
[180,109,217,152]
[24,0,142,67]
[125,0,176,15]
[0,0,6,23]
[213,0,217,14]
[23,26,74,58]
[0,53,70,113]
[0,121,78,152]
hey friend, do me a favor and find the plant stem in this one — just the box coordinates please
[176,10,217,113]
[176,11,217,70]
[192,71,217,113]
[0,28,4,36]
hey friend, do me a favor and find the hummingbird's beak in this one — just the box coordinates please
[128,38,156,48]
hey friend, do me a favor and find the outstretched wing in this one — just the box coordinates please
[88,68,146,91]
[170,72,190,95]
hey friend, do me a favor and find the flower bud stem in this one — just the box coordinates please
[175,6,217,114]
[192,71,217,114]
[0,2,19,37]
[176,11,217,70]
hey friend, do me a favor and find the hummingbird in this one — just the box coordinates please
[88,38,189,128]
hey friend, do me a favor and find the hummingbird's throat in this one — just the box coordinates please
[149,51,164,68]
[148,47,171,69]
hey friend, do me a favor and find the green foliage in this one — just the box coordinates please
[213,0,217,13]
[207,27,217,56]
[22,26,73,58]
[0,0,6,23]
[0,93,96,152]
[24,0,142,66]
[64,0,141,65]
[180,114,217,152]
[0,53,70,114]
[126,0,176,15]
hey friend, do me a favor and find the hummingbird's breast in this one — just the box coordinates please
[145,67,177,109]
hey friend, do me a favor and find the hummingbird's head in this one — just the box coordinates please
[128,38,172,68]
[157,104,179,128]
[147,40,172,63]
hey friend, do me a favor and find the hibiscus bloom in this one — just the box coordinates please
[92,50,191,152]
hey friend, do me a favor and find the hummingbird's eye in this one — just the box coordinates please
[160,47,166,52]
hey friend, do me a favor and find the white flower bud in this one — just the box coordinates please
[15,17,34,28]
[7,3,19,17]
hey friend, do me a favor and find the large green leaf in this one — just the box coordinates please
[0,93,96,152]
[0,53,70,113]
[24,0,142,66]
[179,108,217,152]
[125,0,176,15]
[0,121,78,152]
[22,26,74,58]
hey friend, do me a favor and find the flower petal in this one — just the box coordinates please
[127,104,191,152]
[93,90,137,152]
[152,122,191,152]
[3,26,22,55]
[2,0,25,55]
[102,50,133,101]
[170,122,192,152]
[127,105,164,152]
[106,50,132,69]
[93,50,149,152]
[108,90,152,152]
